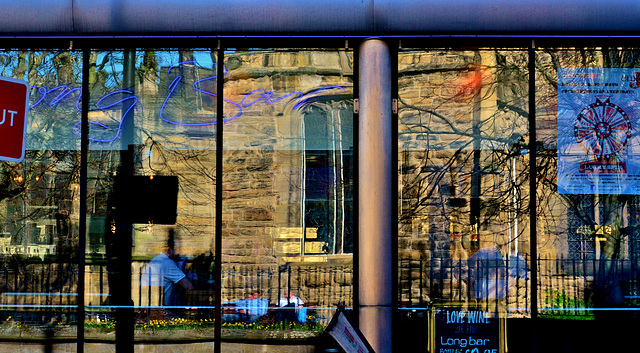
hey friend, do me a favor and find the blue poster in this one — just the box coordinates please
[558,68,640,195]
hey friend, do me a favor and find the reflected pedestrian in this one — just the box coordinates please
[278,291,306,323]
[141,229,194,307]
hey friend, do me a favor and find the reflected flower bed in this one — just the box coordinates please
[0,315,327,342]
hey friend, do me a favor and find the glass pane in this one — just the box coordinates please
[398,49,530,351]
[222,49,354,339]
[0,49,82,347]
[85,49,217,344]
[536,48,640,350]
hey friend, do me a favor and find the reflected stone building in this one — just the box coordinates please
[2,2,640,353]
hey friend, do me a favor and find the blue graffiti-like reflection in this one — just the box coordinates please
[28,61,346,143]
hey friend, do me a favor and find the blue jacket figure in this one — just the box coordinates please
[469,246,507,299]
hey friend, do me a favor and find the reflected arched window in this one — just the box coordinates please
[301,98,353,255]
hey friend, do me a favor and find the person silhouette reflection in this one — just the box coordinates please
[141,229,194,307]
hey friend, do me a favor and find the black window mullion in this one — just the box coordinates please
[77,46,90,353]
[528,39,539,353]
[214,41,224,353]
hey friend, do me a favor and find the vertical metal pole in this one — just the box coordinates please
[278,266,282,308]
[77,46,90,353]
[358,38,393,353]
[214,42,224,353]
[138,267,142,307]
[528,39,539,353]
[352,43,361,324]
[99,262,103,300]
[471,53,482,246]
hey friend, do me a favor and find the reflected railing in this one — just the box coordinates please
[0,256,640,328]
[399,256,640,319]
[0,259,78,326]
[0,259,352,334]
[2,257,639,326]
[0,260,353,325]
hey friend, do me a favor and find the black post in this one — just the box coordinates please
[76,45,91,353]
[528,39,539,353]
[214,42,224,353]
[114,48,136,353]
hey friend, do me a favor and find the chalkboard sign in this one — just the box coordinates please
[432,306,503,353]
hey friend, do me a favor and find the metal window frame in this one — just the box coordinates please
[4,35,640,353]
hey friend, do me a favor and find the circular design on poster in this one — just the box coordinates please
[574,96,631,159]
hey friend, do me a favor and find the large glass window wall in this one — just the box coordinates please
[0,44,354,351]
[397,47,531,352]
[397,43,640,353]
[533,47,640,351]
[84,49,220,346]
[4,39,640,353]
[220,48,354,339]
[0,49,82,349]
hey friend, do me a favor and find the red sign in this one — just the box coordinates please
[0,77,29,162]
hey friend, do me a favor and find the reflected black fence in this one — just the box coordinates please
[0,259,352,324]
[0,260,78,324]
[399,256,640,318]
[89,261,352,321]
[221,264,353,309]
[2,256,639,325]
